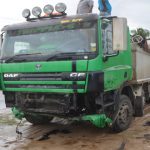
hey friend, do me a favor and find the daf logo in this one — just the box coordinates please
[35,64,42,70]
[4,74,19,78]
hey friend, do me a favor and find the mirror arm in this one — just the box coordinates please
[103,51,119,62]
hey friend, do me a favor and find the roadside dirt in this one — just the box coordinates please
[0,106,150,150]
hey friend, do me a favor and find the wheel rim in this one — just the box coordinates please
[117,103,130,126]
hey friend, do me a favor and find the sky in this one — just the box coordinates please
[0,0,150,31]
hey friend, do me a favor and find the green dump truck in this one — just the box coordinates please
[0,4,150,132]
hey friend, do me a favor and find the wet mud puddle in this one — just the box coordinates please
[0,108,150,150]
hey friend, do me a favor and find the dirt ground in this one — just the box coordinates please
[0,106,150,150]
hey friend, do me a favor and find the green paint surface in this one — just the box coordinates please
[12,107,24,120]
[82,114,112,128]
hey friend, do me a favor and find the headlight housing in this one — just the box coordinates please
[55,3,67,13]
[43,4,54,15]
[32,7,42,17]
[22,9,30,18]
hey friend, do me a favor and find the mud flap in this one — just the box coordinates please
[134,96,144,117]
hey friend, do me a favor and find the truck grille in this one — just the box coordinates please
[3,73,86,91]
[4,73,62,81]
[5,84,84,89]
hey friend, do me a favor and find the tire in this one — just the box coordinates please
[25,114,53,125]
[112,95,133,132]
[134,96,144,117]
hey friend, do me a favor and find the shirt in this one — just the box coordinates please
[77,0,94,14]
[98,0,112,13]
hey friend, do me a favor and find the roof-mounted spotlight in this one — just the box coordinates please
[22,9,31,19]
[55,3,67,13]
[43,4,54,15]
[32,7,42,17]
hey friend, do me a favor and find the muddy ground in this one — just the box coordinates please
[0,93,150,150]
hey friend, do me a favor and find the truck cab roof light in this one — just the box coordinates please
[55,3,67,13]
[32,7,42,17]
[22,9,31,19]
[43,4,54,15]
[22,3,67,21]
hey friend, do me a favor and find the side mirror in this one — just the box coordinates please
[0,32,4,57]
[113,18,127,51]
[0,32,4,48]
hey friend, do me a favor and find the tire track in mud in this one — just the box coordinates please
[0,105,150,150]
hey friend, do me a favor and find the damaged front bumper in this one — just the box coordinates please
[12,107,112,128]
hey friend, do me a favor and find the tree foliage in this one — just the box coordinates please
[131,28,150,38]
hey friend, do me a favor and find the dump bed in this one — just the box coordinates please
[132,43,150,83]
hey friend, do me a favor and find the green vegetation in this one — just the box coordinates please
[131,28,150,38]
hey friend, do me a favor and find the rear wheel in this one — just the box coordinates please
[112,95,133,132]
[25,114,53,125]
[134,96,145,117]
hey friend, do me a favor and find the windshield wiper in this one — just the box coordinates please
[46,52,92,61]
[4,53,42,63]
[46,52,76,61]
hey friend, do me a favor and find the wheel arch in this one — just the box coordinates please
[121,85,135,106]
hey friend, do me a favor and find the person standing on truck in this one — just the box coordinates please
[77,0,94,14]
[98,0,112,16]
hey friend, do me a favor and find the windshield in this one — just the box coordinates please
[1,21,97,61]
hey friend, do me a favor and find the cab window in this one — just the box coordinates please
[101,19,115,55]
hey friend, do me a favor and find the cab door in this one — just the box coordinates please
[101,18,132,91]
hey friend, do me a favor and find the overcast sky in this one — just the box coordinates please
[0,0,150,31]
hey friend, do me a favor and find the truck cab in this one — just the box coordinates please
[1,4,149,132]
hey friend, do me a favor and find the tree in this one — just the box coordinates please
[131,28,150,51]
[131,28,150,39]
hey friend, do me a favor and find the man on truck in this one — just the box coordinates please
[98,0,112,16]
[77,0,94,14]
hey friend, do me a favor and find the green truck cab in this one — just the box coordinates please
[0,4,149,132]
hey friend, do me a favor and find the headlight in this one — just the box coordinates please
[22,9,30,18]
[55,3,67,13]
[43,4,54,15]
[32,7,42,17]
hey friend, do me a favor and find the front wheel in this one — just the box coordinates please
[112,95,133,132]
[25,114,53,125]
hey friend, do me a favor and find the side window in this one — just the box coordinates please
[101,20,115,55]
[14,42,30,54]
[0,32,5,56]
